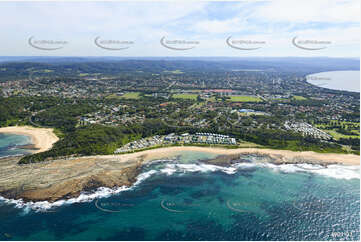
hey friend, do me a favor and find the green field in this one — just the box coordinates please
[163,70,184,74]
[292,95,307,100]
[323,130,359,140]
[173,93,198,100]
[31,69,54,73]
[315,121,360,140]
[339,121,361,130]
[107,92,141,99]
[206,96,216,102]
[229,96,262,102]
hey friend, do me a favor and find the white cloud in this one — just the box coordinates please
[253,0,359,23]
[191,17,249,34]
[0,1,358,57]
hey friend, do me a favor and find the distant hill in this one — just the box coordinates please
[0,57,359,80]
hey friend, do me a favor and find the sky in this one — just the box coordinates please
[0,0,359,57]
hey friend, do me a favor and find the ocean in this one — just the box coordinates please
[0,150,359,241]
[0,133,32,158]
[307,70,360,92]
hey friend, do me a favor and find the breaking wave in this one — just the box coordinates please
[0,169,157,213]
[0,159,359,212]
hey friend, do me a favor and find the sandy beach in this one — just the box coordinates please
[152,146,361,165]
[0,126,59,153]
[98,146,360,166]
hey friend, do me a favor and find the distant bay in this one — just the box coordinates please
[307,70,360,92]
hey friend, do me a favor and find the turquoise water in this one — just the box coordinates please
[0,133,32,158]
[0,151,359,240]
[307,70,360,92]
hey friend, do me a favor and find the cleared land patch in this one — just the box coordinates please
[229,96,262,102]
[173,93,198,100]
[107,92,141,99]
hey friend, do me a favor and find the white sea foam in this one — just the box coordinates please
[308,165,360,180]
[0,169,158,212]
[0,160,358,212]
[159,163,237,175]
[260,163,360,180]
[157,162,360,180]
[158,162,258,176]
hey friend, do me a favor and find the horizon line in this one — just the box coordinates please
[0,56,360,59]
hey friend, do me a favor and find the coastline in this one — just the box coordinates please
[306,70,360,92]
[108,146,360,166]
[0,145,359,204]
[0,126,59,153]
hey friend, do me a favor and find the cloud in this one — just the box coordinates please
[253,0,359,23]
[191,17,249,34]
[0,0,358,57]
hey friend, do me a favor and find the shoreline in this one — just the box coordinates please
[106,146,360,166]
[306,70,360,93]
[0,145,359,204]
[0,126,59,153]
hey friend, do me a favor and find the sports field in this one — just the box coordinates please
[229,95,262,102]
[107,92,141,99]
[173,93,198,100]
[292,95,307,100]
